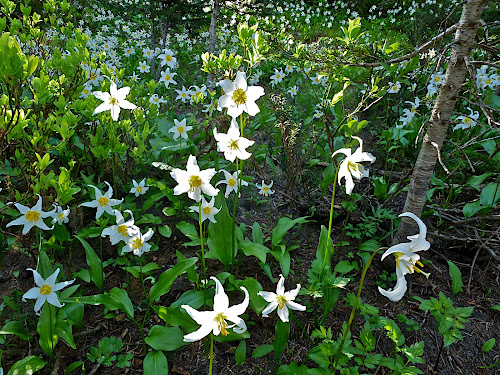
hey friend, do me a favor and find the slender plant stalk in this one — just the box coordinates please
[199,201,207,285]
[334,211,350,266]
[332,247,386,375]
[322,164,340,277]
[209,334,214,375]
[290,311,314,345]
[231,158,240,271]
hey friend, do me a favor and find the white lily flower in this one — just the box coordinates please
[51,205,70,225]
[6,195,56,235]
[217,71,265,118]
[332,136,376,195]
[189,196,220,223]
[102,210,140,245]
[22,268,75,313]
[258,274,306,322]
[453,108,479,131]
[182,276,249,342]
[92,81,137,121]
[170,155,219,202]
[378,212,431,302]
[256,180,274,196]
[121,228,154,256]
[169,118,193,140]
[213,119,254,162]
[216,170,248,198]
[130,178,149,197]
[79,182,123,220]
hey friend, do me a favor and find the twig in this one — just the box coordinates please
[431,141,450,174]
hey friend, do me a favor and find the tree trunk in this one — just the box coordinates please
[396,0,488,242]
[207,0,220,85]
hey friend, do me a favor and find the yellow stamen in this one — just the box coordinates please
[177,126,184,134]
[26,210,40,223]
[188,175,202,191]
[262,186,269,196]
[166,75,170,80]
[40,284,52,295]
[231,88,247,105]
[165,55,172,62]
[203,206,211,215]
[228,139,239,150]
[117,224,128,236]
[98,196,109,207]
[109,97,118,105]
[347,161,360,173]
[214,312,229,336]
[58,213,64,221]
[228,178,236,187]
[276,295,287,309]
[132,237,143,250]
[136,186,143,193]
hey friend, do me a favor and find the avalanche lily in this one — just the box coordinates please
[122,228,154,256]
[182,276,249,342]
[79,182,123,220]
[258,274,306,322]
[189,196,221,224]
[23,268,75,313]
[92,81,137,121]
[378,212,431,302]
[256,180,275,196]
[170,155,219,202]
[332,136,376,195]
[6,195,56,234]
[217,71,265,118]
[213,119,254,162]
[130,178,149,197]
[216,170,248,198]
[169,118,193,140]
[102,210,140,245]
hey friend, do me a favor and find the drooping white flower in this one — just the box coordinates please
[122,228,154,256]
[256,180,275,196]
[169,118,193,140]
[213,119,254,162]
[51,205,70,225]
[258,274,306,322]
[217,71,265,118]
[92,81,137,121]
[6,195,56,235]
[182,276,249,342]
[170,155,219,202]
[129,178,149,197]
[378,212,431,302]
[102,210,140,245]
[79,182,123,220]
[22,268,75,313]
[189,196,220,223]
[158,49,177,68]
[216,170,248,198]
[453,108,479,131]
[332,136,376,195]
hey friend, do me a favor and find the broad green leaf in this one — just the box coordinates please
[277,361,309,375]
[240,240,270,263]
[152,306,198,332]
[252,222,263,244]
[149,257,198,302]
[75,235,103,291]
[235,277,266,314]
[0,321,29,341]
[37,303,57,357]
[145,326,187,351]
[480,183,500,208]
[273,320,290,363]
[463,200,483,218]
[206,192,242,265]
[98,287,134,319]
[235,339,246,365]
[252,344,273,358]
[272,216,309,246]
[143,350,168,375]
[7,356,46,375]
[447,261,463,296]
[482,338,495,352]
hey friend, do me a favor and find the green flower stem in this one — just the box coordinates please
[334,211,350,266]
[209,333,214,375]
[267,194,273,230]
[290,310,314,345]
[231,157,241,273]
[332,247,386,375]
[199,201,207,287]
[99,234,104,293]
[179,136,182,163]
[322,164,340,278]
